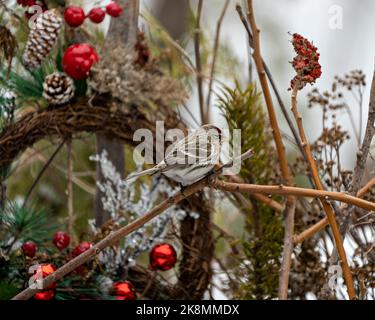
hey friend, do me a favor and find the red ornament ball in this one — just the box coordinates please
[62,44,99,80]
[112,281,136,300]
[106,2,123,17]
[52,231,70,250]
[149,243,177,271]
[72,241,93,258]
[34,290,55,300]
[64,6,86,28]
[21,241,37,258]
[88,8,106,24]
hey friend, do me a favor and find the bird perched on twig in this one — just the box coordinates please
[126,124,224,186]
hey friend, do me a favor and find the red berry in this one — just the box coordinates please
[52,231,70,250]
[106,2,123,17]
[88,8,105,24]
[34,290,55,300]
[72,241,93,258]
[64,6,86,28]
[62,44,99,80]
[149,243,177,271]
[22,241,37,258]
[112,281,136,300]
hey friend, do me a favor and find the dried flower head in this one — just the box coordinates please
[290,33,322,90]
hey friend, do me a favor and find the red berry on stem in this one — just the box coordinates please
[106,2,123,17]
[88,8,105,24]
[22,241,37,258]
[52,231,70,250]
[62,44,99,80]
[112,281,136,300]
[64,6,86,28]
[149,243,177,271]
[72,241,93,257]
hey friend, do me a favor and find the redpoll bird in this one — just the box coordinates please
[126,124,223,186]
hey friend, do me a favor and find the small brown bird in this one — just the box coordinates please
[126,124,223,186]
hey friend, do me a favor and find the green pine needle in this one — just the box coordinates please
[0,201,53,243]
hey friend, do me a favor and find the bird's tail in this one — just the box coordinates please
[125,167,159,182]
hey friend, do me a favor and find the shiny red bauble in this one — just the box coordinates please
[52,231,70,250]
[72,241,93,258]
[112,281,136,300]
[62,44,99,80]
[21,241,37,258]
[149,243,177,271]
[34,290,55,300]
[106,2,123,17]
[88,8,106,24]
[64,6,86,27]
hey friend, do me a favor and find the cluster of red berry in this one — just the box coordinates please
[64,2,122,28]
[21,231,72,258]
[290,33,322,90]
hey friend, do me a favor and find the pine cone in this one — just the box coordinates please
[43,72,75,105]
[22,9,62,70]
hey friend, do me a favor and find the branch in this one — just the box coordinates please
[66,138,76,245]
[294,177,375,244]
[22,139,66,208]
[246,0,296,300]
[212,180,375,212]
[235,4,307,167]
[205,0,229,116]
[193,0,206,124]
[290,87,355,299]
[350,69,375,195]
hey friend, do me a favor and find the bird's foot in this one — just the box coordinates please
[207,169,218,187]
[179,183,187,197]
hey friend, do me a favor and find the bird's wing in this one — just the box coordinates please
[164,130,220,166]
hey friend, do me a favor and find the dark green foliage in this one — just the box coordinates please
[217,82,283,299]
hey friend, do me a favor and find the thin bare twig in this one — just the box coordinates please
[22,139,66,208]
[290,87,355,299]
[205,0,230,117]
[294,177,375,244]
[66,139,75,244]
[193,0,206,124]
[246,0,296,300]
[213,180,375,212]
